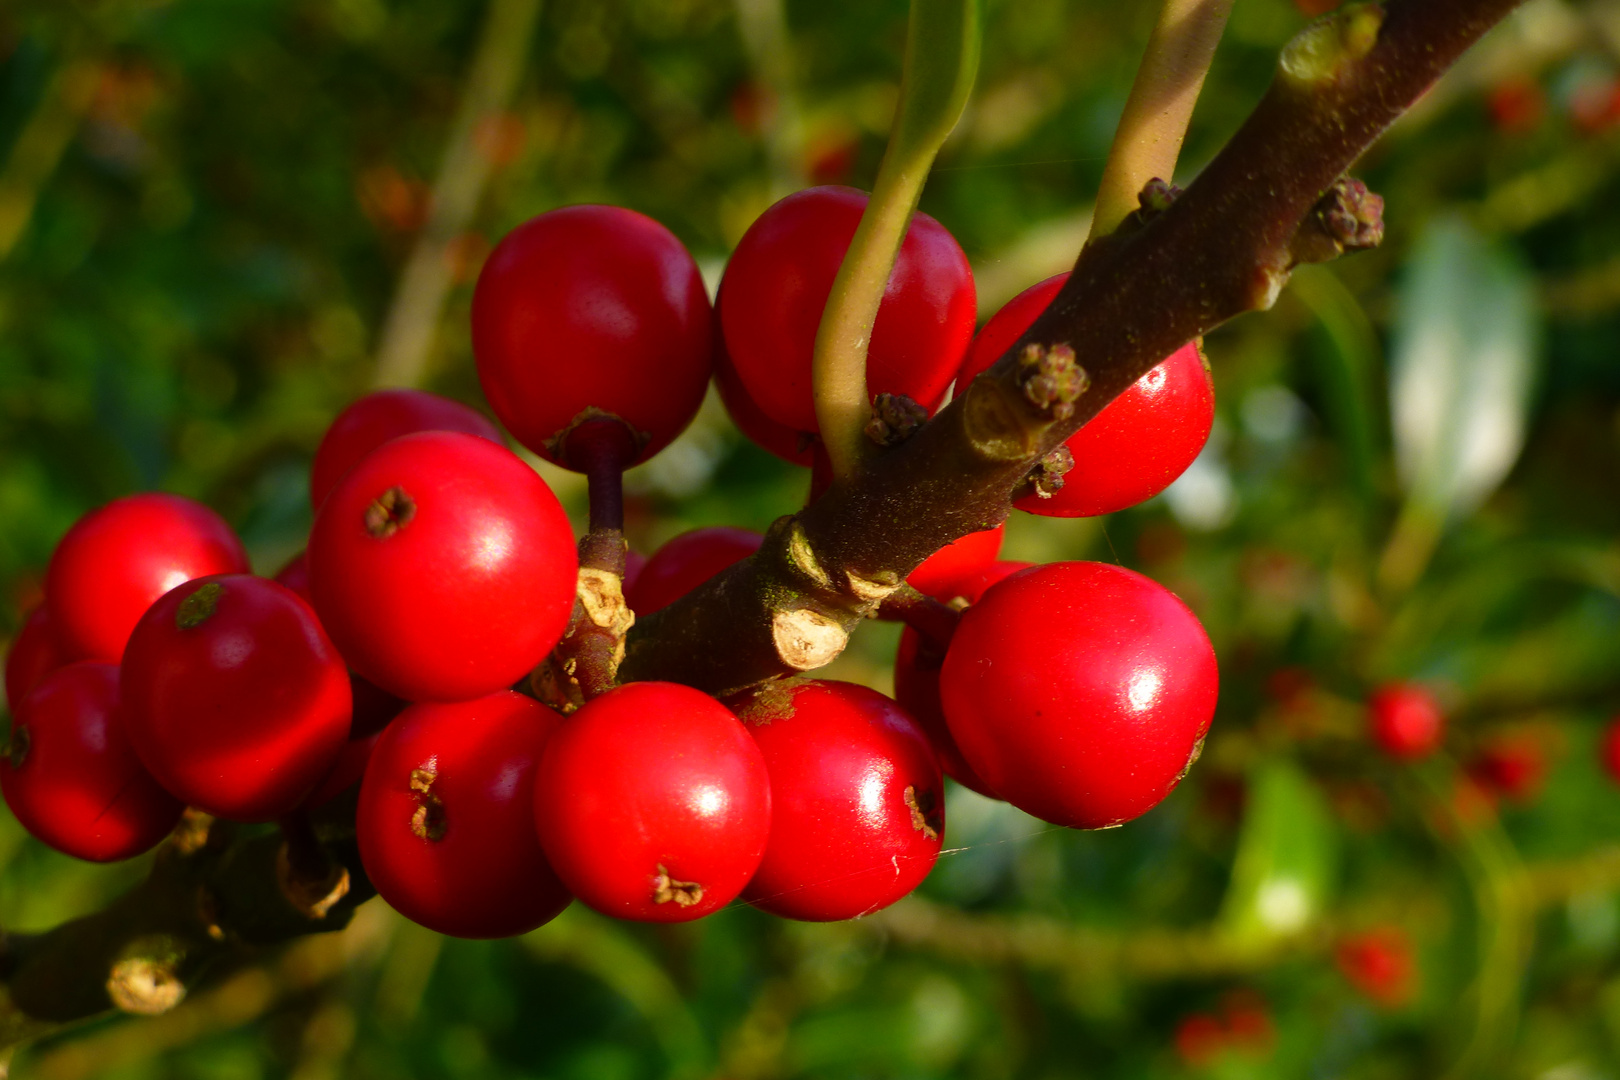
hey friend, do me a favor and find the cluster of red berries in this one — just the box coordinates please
[3,186,1221,938]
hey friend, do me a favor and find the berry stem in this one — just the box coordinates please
[811,0,980,481]
[555,417,640,702]
[878,584,960,652]
[1088,0,1234,242]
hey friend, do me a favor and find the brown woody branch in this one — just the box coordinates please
[620,0,1524,694]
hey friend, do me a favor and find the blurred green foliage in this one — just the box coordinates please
[4,0,1620,1076]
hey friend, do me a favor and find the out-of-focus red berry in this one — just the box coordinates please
[1601,716,1620,786]
[5,606,69,712]
[1367,683,1444,760]
[1173,1013,1226,1067]
[1469,733,1547,804]
[1487,76,1545,133]
[1336,926,1415,1006]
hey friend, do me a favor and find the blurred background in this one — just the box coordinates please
[3,0,1620,1076]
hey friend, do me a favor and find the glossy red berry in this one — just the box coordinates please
[121,575,351,822]
[715,342,815,466]
[893,560,1031,798]
[1367,683,1444,760]
[309,389,503,509]
[732,679,943,921]
[1,662,183,861]
[309,431,578,702]
[1336,927,1415,1006]
[720,186,975,433]
[939,561,1218,828]
[46,493,250,662]
[472,205,714,467]
[5,605,68,711]
[956,274,1214,517]
[534,681,770,922]
[358,692,571,938]
[626,527,764,617]
[905,525,1005,601]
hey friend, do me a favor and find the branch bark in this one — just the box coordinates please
[620,0,1524,694]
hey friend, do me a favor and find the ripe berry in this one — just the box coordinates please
[939,561,1218,828]
[731,679,943,921]
[955,273,1214,517]
[627,527,764,617]
[1336,927,1415,1006]
[308,431,578,702]
[715,343,815,466]
[905,525,1005,601]
[1469,733,1547,804]
[121,575,351,822]
[46,493,250,662]
[275,552,405,738]
[1,662,183,861]
[1366,683,1444,760]
[720,186,975,433]
[472,205,714,467]
[301,731,379,811]
[893,559,1032,798]
[534,681,770,922]
[309,389,503,509]
[5,605,68,711]
[358,692,571,938]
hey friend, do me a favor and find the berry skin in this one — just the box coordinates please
[905,525,1005,601]
[534,681,771,922]
[893,559,1032,798]
[955,274,1214,517]
[308,431,578,702]
[1367,683,1444,760]
[358,692,571,938]
[715,341,815,466]
[5,605,69,711]
[301,731,380,811]
[121,575,352,822]
[309,389,503,509]
[1,662,183,861]
[46,493,250,662]
[939,561,1217,828]
[472,205,714,467]
[731,679,943,921]
[627,527,764,617]
[719,186,976,433]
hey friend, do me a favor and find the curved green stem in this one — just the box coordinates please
[1089,0,1234,241]
[812,0,980,480]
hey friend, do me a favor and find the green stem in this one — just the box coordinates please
[812,0,980,480]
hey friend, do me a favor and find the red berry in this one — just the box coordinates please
[308,431,578,702]
[274,551,313,601]
[472,205,714,467]
[1336,927,1415,1006]
[939,561,1217,828]
[905,525,1005,600]
[121,575,352,822]
[627,527,764,617]
[534,681,770,922]
[1601,717,1620,785]
[731,679,943,921]
[301,731,380,811]
[358,692,571,938]
[5,605,69,711]
[893,560,1032,798]
[1,662,184,861]
[715,341,815,466]
[46,493,249,662]
[309,389,503,509]
[720,186,975,433]
[1469,733,1547,804]
[1173,1013,1226,1068]
[623,549,648,597]
[955,274,1214,517]
[1367,683,1444,760]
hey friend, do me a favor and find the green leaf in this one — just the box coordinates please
[1218,759,1338,945]
[1388,216,1540,521]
